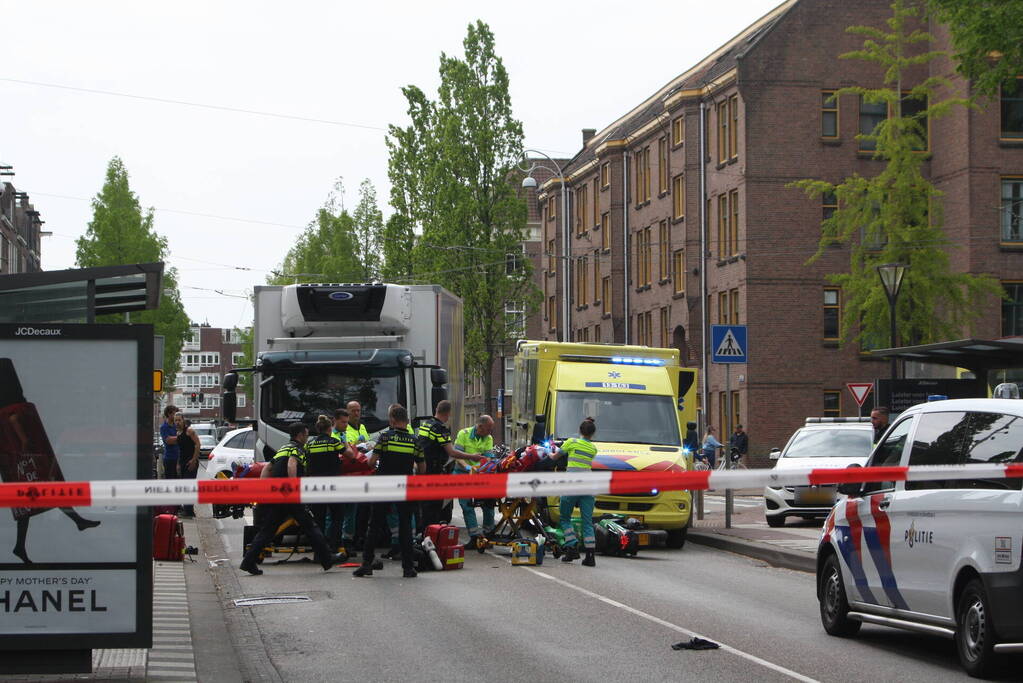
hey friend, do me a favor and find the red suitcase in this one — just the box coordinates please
[153,514,185,561]
[437,543,464,570]
[426,524,460,549]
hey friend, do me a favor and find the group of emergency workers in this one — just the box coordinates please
[238,398,602,576]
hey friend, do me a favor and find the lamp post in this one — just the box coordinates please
[877,263,908,381]
[520,150,569,343]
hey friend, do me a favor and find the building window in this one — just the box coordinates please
[506,245,525,274]
[639,310,654,346]
[222,328,238,343]
[859,96,887,151]
[237,394,247,409]
[658,137,668,194]
[729,288,739,324]
[578,327,589,343]
[729,95,738,160]
[548,296,557,330]
[232,351,245,367]
[673,249,685,295]
[640,226,652,286]
[672,116,685,146]
[505,301,525,338]
[547,196,556,221]
[900,92,929,151]
[717,195,729,257]
[592,178,599,227]
[547,239,556,273]
[600,212,611,250]
[1001,78,1023,139]
[717,100,729,163]
[672,174,685,220]
[660,306,670,347]
[824,288,841,340]
[594,323,601,342]
[1002,178,1023,243]
[823,391,841,417]
[821,90,839,138]
[600,162,611,189]
[575,184,588,236]
[602,277,612,316]
[1003,282,1023,336]
[729,190,739,256]
[658,220,670,281]
[823,191,838,221]
[575,256,588,305]
[635,147,651,203]
[719,392,729,435]
[718,291,729,324]
[731,391,741,433]
[182,352,220,368]
[593,250,601,305]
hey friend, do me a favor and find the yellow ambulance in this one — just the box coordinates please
[509,341,698,548]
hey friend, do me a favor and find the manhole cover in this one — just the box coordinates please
[233,595,311,607]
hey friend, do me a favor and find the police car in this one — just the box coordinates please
[816,399,1023,677]
[764,418,873,527]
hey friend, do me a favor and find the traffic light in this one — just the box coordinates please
[190,392,198,405]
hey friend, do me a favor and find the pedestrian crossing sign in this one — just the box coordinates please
[711,325,747,364]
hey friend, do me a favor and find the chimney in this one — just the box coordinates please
[582,128,596,145]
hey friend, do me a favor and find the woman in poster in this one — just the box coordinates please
[0,358,100,564]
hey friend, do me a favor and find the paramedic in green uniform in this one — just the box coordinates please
[551,417,599,567]
[453,415,495,548]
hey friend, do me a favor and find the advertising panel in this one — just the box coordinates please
[0,323,152,651]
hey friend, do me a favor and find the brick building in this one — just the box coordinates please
[0,175,44,275]
[531,0,1023,459]
[167,324,254,422]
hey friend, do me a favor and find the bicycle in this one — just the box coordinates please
[714,447,747,471]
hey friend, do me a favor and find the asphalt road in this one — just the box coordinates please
[205,502,1002,683]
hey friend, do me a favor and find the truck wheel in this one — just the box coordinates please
[955,579,999,678]
[665,528,687,549]
[766,514,785,528]
[819,554,860,637]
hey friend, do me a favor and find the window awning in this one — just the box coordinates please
[0,262,164,323]
[871,338,1023,375]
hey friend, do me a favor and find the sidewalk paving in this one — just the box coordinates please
[687,491,820,573]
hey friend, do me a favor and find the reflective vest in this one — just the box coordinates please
[561,437,597,471]
[270,441,307,477]
[345,423,370,445]
[374,427,424,476]
[454,427,493,472]
[418,417,452,473]
[305,434,343,477]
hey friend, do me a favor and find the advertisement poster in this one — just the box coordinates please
[0,324,151,650]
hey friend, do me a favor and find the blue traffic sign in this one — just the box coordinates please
[711,325,747,364]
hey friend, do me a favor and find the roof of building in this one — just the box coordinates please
[561,0,797,177]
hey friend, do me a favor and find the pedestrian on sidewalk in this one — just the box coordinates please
[549,417,599,567]
[729,425,749,467]
[174,414,200,517]
[159,406,180,480]
[701,427,723,469]
[239,422,343,576]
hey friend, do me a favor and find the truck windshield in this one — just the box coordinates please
[263,367,402,433]
[555,391,681,446]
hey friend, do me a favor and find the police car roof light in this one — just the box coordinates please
[805,417,872,424]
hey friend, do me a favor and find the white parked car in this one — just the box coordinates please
[764,418,873,527]
[204,427,257,479]
[816,398,1023,677]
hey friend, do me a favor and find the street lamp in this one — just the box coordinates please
[520,150,569,343]
[877,262,908,381]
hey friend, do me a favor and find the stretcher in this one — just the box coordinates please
[474,445,554,551]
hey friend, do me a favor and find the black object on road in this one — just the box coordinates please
[671,637,720,651]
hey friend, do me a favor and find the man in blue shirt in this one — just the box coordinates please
[160,405,180,479]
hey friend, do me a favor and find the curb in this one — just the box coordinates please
[687,530,816,573]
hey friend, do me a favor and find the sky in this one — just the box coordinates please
[1,0,783,328]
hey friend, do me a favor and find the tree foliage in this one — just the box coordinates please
[927,0,1023,98]
[351,179,384,281]
[792,0,1002,348]
[75,157,190,385]
[269,179,367,285]
[386,21,540,412]
[380,213,415,282]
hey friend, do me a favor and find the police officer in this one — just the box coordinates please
[353,404,424,578]
[417,400,481,528]
[239,422,344,575]
[306,415,346,553]
[550,417,599,567]
[453,415,495,549]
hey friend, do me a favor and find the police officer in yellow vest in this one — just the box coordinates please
[453,415,495,548]
[239,422,344,575]
[550,417,599,567]
[306,415,346,552]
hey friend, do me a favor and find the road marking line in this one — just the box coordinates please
[508,558,818,682]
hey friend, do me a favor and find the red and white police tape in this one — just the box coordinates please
[1,464,1022,508]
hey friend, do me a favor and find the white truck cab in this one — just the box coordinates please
[816,398,1023,677]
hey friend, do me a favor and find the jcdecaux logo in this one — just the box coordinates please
[15,327,62,336]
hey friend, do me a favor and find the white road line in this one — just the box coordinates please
[506,557,819,683]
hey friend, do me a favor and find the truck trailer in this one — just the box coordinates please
[223,283,463,461]
[509,341,698,547]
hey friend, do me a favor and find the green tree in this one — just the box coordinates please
[269,179,362,284]
[927,0,1023,98]
[234,325,254,403]
[380,213,415,281]
[75,157,190,385]
[792,0,1001,348]
[351,179,384,281]
[387,21,540,413]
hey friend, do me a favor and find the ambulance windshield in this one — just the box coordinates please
[554,391,681,446]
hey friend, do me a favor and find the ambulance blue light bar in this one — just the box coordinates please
[612,356,665,366]
[558,354,668,366]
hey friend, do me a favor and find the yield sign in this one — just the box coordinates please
[847,382,873,407]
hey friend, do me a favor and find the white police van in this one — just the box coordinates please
[816,398,1023,678]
